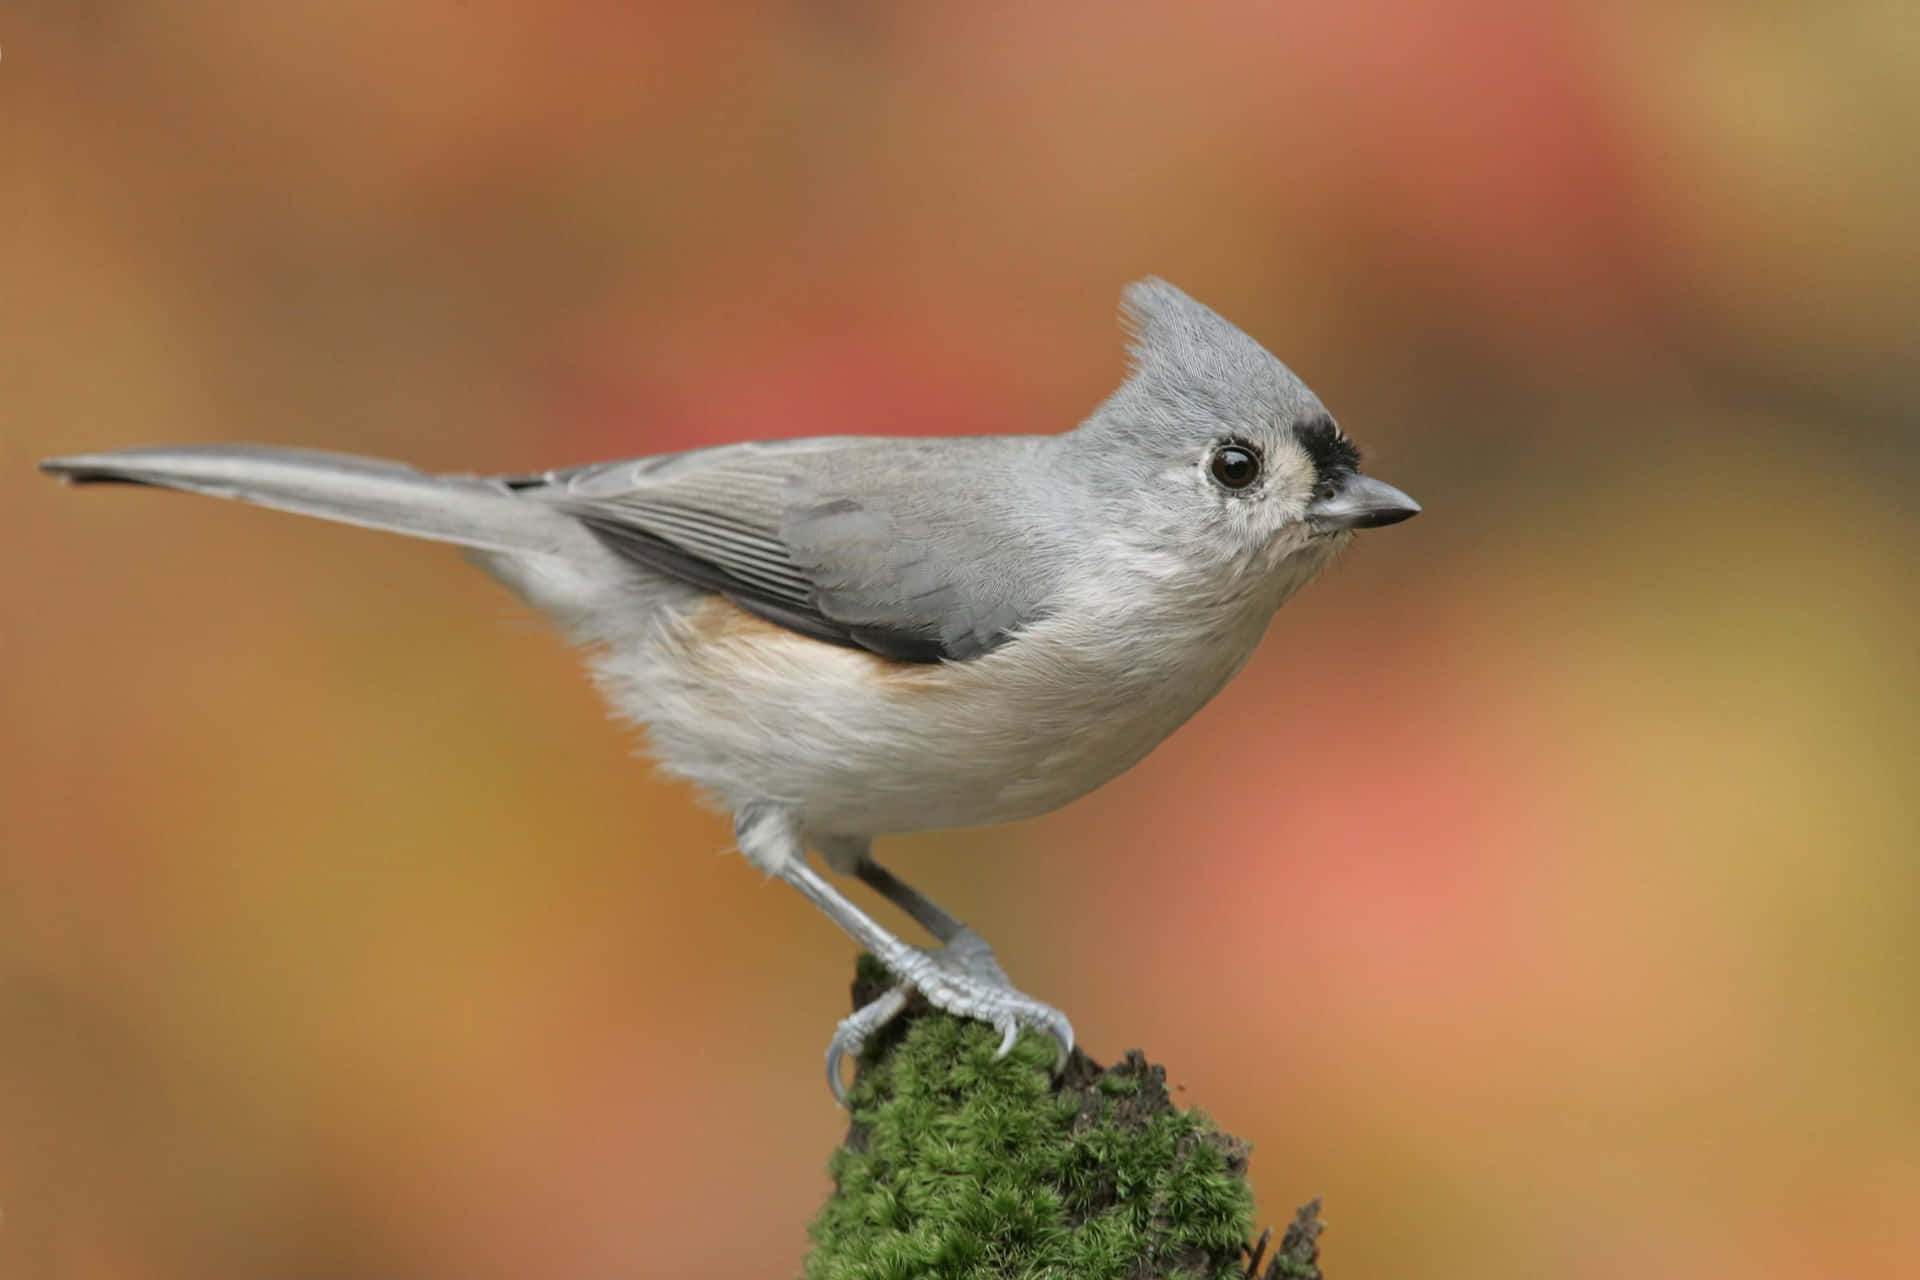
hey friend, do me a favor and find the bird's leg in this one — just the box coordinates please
[735,805,1072,1102]
[853,856,1020,990]
[838,852,1075,1096]
[838,837,1072,1091]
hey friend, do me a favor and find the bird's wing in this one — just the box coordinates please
[518,436,1057,663]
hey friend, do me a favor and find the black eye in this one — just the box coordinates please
[1209,443,1261,491]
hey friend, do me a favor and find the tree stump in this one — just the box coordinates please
[803,956,1326,1279]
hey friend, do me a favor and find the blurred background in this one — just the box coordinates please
[3,2,1916,1276]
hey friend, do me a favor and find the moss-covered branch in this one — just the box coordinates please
[804,957,1325,1279]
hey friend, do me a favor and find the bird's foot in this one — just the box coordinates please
[826,928,1074,1102]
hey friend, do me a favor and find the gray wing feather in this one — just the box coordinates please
[782,436,1066,660]
[523,436,1061,662]
[525,440,835,623]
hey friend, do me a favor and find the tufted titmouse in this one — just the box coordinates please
[42,280,1418,1099]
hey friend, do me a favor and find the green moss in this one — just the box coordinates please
[804,966,1309,1280]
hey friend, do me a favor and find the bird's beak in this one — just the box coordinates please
[1307,474,1422,531]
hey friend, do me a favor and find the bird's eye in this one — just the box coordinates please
[1209,442,1261,491]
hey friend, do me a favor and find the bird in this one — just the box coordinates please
[41,278,1419,1100]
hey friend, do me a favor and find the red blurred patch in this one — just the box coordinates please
[542,290,1035,458]
[1253,0,1667,348]
[1096,599,1578,1023]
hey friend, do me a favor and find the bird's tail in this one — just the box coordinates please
[40,444,588,558]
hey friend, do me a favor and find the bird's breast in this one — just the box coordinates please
[617,581,1285,836]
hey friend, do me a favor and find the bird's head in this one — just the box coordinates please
[1072,278,1419,599]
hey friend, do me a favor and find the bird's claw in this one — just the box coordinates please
[825,928,1074,1103]
[825,985,911,1100]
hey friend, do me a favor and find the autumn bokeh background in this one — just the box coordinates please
[5,4,1916,1277]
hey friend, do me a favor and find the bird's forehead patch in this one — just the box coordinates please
[1294,417,1361,479]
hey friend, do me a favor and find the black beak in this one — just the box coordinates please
[1307,474,1422,531]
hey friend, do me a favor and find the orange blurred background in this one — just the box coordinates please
[4,3,1916,1276]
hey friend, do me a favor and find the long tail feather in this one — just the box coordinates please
[40,444,586,557]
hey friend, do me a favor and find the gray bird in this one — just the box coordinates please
[41,279,1419,1099]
